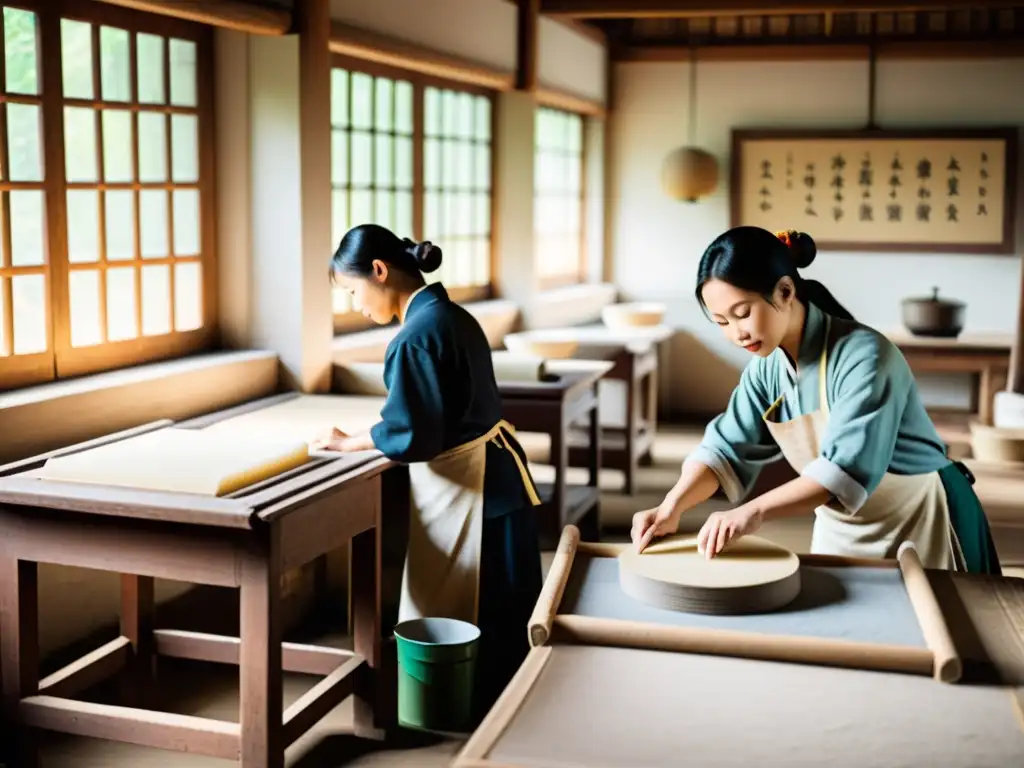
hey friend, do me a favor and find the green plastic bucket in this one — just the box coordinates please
[394,617,481,733]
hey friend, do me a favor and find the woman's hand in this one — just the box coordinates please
[696,505,764,559]
[631,499,683,553]
[310,427,354,453]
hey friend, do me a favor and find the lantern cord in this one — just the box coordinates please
[687,45,698,146]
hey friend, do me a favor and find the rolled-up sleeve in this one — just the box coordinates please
[802,333,909,514]
[689,360,781,502]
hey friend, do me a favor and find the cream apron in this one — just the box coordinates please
[762,317,965,571]
[397,419,541,624]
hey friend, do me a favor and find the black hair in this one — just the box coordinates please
[330,224,443,283]
[695,226,854,321]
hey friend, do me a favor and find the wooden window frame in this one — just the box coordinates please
[534,106,588,291]
[330,54,496,336]
[0,0,216,393]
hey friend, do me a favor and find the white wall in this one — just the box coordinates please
[328,0,607,104]
[610,57,1024,414]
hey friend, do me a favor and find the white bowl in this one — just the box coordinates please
[503,332,580,360]
[601,302,666,329]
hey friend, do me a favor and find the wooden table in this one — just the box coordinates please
[0,407,396,768]
[888,330,1012,426]
[506,326,672,495]
[499,362,613,548]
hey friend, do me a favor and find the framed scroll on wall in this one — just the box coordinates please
[730,128,1018,254]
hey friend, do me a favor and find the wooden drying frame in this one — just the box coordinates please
[526,525,962,683]
[730,127,1018,255]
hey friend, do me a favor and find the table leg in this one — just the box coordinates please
[623,366,638,496]
[352,475,389,738]
[640,368,658,467]
[979,366,995,426]
[119,574,155,707]
[239,533,284,768]
[0,557,39,768]
[582,389,602,541]
[549,418,568,532]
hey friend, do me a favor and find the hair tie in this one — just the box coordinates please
[774,230,794,249]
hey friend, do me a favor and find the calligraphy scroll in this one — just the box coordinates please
[731,129,1017,253]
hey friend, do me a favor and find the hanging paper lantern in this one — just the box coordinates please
[661,146,719,203]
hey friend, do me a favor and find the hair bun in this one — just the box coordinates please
[775,229,817,269]
[410,240,443,273]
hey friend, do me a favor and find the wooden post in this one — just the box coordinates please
[516,0,540,93]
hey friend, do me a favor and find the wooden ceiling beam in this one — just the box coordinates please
[541,0,1020,19]
[93,0,291,35]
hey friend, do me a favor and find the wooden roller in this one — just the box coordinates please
[527,525,581,647]
[897,541,963,683]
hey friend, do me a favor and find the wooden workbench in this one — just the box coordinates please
[499,362,613,548]
[0,404,396,768]
[887,330,1012,426]
[506,325,672,495]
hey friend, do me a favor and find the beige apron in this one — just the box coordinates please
[762,317,964,570]
[398,419,541,624]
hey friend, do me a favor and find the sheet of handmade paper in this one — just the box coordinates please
[489,644,1024,768]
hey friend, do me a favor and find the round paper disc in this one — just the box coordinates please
[618,534,802,615]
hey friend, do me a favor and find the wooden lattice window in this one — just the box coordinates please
[330,57,494,333]
[534,106,586,286]
[0,0,214,392]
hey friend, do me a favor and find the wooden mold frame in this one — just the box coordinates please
[0,394,397,765]
[525,525,962,684]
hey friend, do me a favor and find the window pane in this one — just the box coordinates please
[350,131,371,186]
[374,78,392,131]
[105,190,135,261]
[100,26,131,102]
[395,81,413,134]
[173,189,200,256]
[61,19,93,99]
[64,107,98,182]
[69,270,102,347]
[138,112,168,182]
[474,97,491,141]
[171,114,199,182]
[374,133,393,187]
[140,190,169,258]
[9,190,44,267]
[4,8,38,96]
[424,138,440,189]
[6,103,42,181]
[351,73,372,130]
[350,190,371,226]
[141,264,171,336]
[102,109,133,183]
[169,38,197,107]
[424,87,441,137]
[67,190,100,264]
[395,192,413,238]
[331,69,349,127]
[174,262,202,331]
[106,266,137,341]
[331,190,348,245]
[395,136,413,189]
[12,274,45,354]
[374,191,393,229]
[331,128,348,185]
[136,33,165,104]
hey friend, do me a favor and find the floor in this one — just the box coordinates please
[32,423,1020,766]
